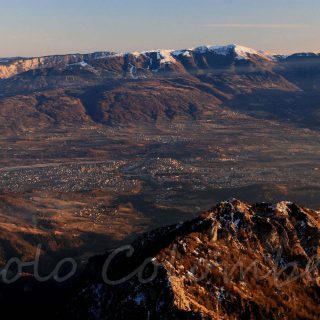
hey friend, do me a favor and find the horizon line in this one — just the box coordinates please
[202,23,310,29]
[1,43,319,60]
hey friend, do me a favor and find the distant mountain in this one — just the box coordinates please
[1,44,319,80]
[1,44,320,132]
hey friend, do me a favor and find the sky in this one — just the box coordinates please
[0,0,319,57]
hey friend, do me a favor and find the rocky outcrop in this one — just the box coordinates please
[0,52,116,79]
[67,199,320,319]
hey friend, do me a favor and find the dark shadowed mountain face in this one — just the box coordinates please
[69,200,320,320]
[1,44,320,131]
[2,200,320,319]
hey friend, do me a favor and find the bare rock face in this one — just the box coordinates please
[68,199,320,319]
[0,52,117,79]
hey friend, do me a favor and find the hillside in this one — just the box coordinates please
[2,199,319,319]
[1,44,320,131]
[69,199,320,319]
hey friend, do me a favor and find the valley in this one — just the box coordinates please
[0,115,319,269]
[1,43,320,272]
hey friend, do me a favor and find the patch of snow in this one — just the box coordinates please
[158,50,175,64]
[234,219,241,229]
[129,51,141,58]
[172,50,192,58]
[217,287,225,301]
[93,52,117,59]
[299,221,306,229]
[192,44,276,61]
[141,50,176,65]
[187,270,195,278]
[133,292,145,306]
[68,61,89,68]
[273,54,289,60]
[128,62,138,79]
[175,222,183,230]
[79,61,89,67]
[269,201,292,214]
[0,58,11,64]
[193,46,211,54]
[294,52,319,57]
[88,284,105,320]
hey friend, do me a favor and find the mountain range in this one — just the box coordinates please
[1,44,320,133]
[1,44,319,80]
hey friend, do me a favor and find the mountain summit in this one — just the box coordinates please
[3,199,320,319]
[69,199,320,319]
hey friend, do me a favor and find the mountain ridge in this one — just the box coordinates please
[1,43,320,80]
[1,42,320,132]
[3,199,319,319]
[68,199,320,319]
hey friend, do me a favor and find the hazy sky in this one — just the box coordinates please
[1,0,319,57]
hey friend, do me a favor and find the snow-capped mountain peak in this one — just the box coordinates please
[1,44,320,80]
[192,44,275,61]
[104,44,275,63]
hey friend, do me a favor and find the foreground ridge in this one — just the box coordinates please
[68,199,320,319]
